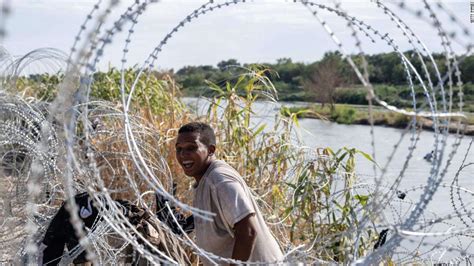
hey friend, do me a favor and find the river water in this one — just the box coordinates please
[184,97,474,262]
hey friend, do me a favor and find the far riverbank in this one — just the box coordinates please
[282,104,474,136]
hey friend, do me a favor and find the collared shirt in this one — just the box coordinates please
[193,160,284,265]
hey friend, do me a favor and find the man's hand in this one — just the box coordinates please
[231,213,257,264]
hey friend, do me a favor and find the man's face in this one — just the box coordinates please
[175,132,214,179]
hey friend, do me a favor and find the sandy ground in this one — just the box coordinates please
[0,176,55,264]
[0,177,29,263]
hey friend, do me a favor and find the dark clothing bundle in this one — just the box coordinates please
[41,193,99,265]
[155,185,194,235]
[40,191,193,265]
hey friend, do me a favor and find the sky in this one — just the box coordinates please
[1,0,472,72]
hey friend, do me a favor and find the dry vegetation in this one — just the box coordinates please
[3,67,381,264]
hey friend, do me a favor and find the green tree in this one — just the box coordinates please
[460,56,474,83]
[217,59,240,71]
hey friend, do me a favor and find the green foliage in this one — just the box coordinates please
[386,112,410,128]
[460,83,474,112]
[90,68,186,116]
[283,147,378,261]
[334,87,367,105]
[459,56,474,83]
[331,106,357,124]
[172,51,474,110]
[280,106,323,122]
[283,104,359,125]
[280,104,420,129]
[217,59,240,71]
[205,66,286,188]
[15,73,62,101]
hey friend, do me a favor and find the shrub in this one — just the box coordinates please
[331,106,358,124]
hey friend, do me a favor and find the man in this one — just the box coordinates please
[175,122,283,265]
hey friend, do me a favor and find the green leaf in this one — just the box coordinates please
[354,194,369,206]
[252,124,266,138]
[356,150,380,168]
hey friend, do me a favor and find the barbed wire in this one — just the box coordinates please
[0,0,473,264]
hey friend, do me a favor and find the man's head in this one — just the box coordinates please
[175,122,216,180]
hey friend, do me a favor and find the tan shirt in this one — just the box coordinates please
[193,160,284,265]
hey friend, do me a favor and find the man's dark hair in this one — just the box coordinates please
[178,122,216,147]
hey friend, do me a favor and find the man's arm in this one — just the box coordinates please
[231,213,257,264]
